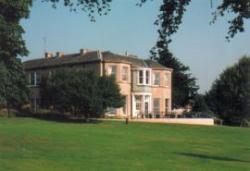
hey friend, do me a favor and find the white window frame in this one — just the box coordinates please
[29,71,41,86]
[108,65,117,76]
[29,72,37,86]
[132,93,152,118]
[137,68,151,86]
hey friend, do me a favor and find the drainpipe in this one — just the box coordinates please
[98,50,103,76]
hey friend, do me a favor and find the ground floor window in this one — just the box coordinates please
[153,98,160,115]
[135,95,142,111]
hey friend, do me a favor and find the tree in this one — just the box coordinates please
[42,70,124,119]
[192,94,210,113]
[41,0,250,44]
[0,61,28,116]
[150,37,199,108]
[98,75,125,110]
[206,56,250,125]
[0,1,31,113]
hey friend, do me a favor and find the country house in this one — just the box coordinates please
[23,49,172,119]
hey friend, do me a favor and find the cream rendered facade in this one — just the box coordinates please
[103,62,172,119]
[23,49,172,119]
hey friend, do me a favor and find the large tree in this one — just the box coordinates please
[41,70,124,118]
[151,47,199,107]
[0,1,30,114]
[206,56,250,125]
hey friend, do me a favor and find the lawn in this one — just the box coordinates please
[0,118,249,171]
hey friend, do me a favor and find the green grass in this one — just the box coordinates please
[0,118,249,171]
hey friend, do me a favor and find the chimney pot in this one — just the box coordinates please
[45,52,53,59]
[56,52,64,58]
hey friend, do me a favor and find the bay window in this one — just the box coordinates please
[139,70,143,84]
[146,70,150,84]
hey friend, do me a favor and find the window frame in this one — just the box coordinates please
[122,66,129,81]
[109,65,117,76]
[153,98,160,114]
[135,95,142,111]
[137,68,151,86]
[153,72,161,86]
[139,70,144,84]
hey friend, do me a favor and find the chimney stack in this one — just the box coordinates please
[56,52,64,58]
[45,52,53,59]
[80,48,91,55]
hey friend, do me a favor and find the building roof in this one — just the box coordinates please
[23,50,172,71]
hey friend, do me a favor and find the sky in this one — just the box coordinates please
[21,0,250,93]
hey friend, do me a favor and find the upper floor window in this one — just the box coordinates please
[122,66,128,81]
[107,65,117,77]
[30,72,36,85]
[108,65,117,76]
[139,70,143,84]
[137,69,151,85]
[146,70,150,84]
[153,72,160,85]
[29,72,41,86]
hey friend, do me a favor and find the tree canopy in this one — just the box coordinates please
[151,47,199,108]
[44,0,250,42]
[206,56,250,125]
[0,1,30,113]
[41,70,124,118]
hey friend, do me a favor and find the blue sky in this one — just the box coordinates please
[21,0,250,93]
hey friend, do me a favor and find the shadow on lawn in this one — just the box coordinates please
[17,112,102,124]
[175,152,250,163]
